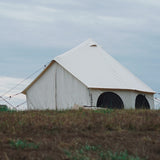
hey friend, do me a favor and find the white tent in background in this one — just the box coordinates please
[154,98,160,109]
[22,39,155,110]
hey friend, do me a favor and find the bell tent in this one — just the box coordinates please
[22,39,155,110]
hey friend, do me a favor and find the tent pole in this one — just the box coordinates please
[89,89,93,107]
[55,67,58,110]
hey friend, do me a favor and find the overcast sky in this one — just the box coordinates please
[0,0,160,109]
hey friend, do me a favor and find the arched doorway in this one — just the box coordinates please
[96,92,124,109]
[135,94,150,109]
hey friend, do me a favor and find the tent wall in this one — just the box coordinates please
[90,89,154,109]
[26,62,90,110]
[26,61,154,110]
[26,63,56,110]
[55,63,90,110]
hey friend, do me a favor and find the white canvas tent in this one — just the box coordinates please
[22,39,155,110]
[154,98,160,109]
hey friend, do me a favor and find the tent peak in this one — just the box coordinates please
[90,44,97,47]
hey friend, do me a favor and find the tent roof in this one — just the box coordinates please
[22,39,155,94]
[54,39,154,93]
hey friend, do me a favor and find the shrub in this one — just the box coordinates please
[0,105,16,112]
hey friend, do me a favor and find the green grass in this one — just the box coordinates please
[10,139,39,149]
[93,108,114,114]
[64,144,145,160]
[100,150,145,160]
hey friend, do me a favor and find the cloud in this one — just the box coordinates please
[0,0,159,98]
[126,0,160,7]
[0,2,60,22]
[37,0,82,6]
[0,0,159,49]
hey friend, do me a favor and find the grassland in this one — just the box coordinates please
[0,109,160,160]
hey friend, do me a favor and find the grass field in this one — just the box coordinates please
[0,109,160,160]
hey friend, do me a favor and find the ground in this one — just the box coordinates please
[0,109,159,160]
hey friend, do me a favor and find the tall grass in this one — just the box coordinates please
[0,109,159,134]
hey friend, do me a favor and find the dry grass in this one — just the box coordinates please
[0,109,160,159]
